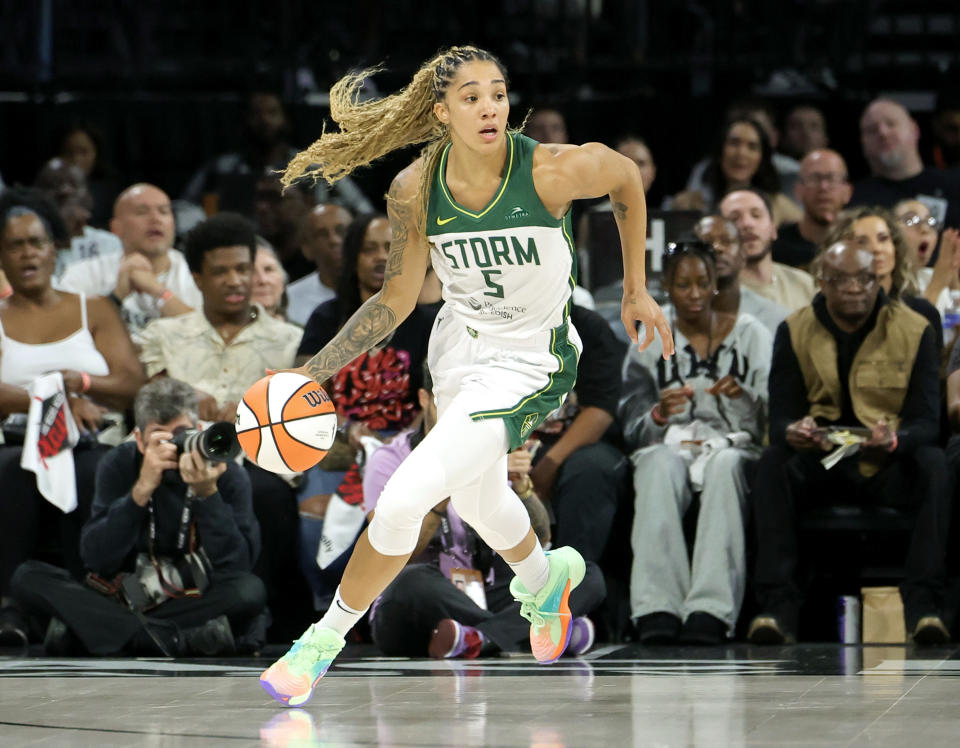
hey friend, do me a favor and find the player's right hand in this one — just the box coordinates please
[622,287,675,360]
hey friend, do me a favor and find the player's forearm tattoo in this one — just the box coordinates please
[304,301,397,382]
[613,201,629,220]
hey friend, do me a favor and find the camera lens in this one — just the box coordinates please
[171,422,241,463]
[200,422,241,462]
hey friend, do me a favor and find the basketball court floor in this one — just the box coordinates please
[2,643,959,746]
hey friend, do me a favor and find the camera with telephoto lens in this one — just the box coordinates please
[170,421,241,463]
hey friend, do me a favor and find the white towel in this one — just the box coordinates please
[315,436,382,570]
[20,373,80,513]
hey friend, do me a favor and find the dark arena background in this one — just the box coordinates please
[2,2,960,746]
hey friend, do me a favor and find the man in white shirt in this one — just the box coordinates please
[720,188,816,312]
[61,183,202,333]
[285,203,352,325]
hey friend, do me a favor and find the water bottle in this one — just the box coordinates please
[943,289,960,332]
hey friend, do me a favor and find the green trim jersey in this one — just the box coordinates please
[426,132,578,339]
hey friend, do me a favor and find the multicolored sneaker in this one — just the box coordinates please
[509,546,586,664]
[260,624,345,707]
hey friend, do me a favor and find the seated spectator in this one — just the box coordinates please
[524,106,568,144]
[773,149,852,269]
[780,105,829,162]
[749,242,950,645]
[182,91,372,217]
[286,203,352,326]
[61,183,202,334]
[368,365,605,659]
[674,117,801,226]
[252,237,289,320]
[619,242,771,644]
[135,212,308,640]
[822,207,943,348]
[253,171,317,281]
[695,214,788,334]
[55,120,121,228]
[894,199,960,315]
[11,378,266,656]
[524,304,629,572]
[0,202,143,645]
[852,98,960,228]
[293,213,439,607]
[720,187,816,311]
[32,158,122,278]
[0,187,69,297]
[932,94,960,170]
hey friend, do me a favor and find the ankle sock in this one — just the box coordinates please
[317,587,368,638]
[507,545,550,595]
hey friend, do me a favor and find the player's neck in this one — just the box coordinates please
[445,137,509,187]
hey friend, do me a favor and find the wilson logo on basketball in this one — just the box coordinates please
[301,391,327,408]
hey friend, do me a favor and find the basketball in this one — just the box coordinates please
[235,372,338,474]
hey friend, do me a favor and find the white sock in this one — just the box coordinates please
[507,545,550,595]
[317,587,368,638]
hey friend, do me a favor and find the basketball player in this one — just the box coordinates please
[261,46,673,706]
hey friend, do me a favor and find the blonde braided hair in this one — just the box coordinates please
[282,46,508,233]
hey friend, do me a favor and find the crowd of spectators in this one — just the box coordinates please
[2,88,960,656]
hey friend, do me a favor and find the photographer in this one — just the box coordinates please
[10,378,266,656]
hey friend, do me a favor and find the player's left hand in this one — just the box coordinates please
[622,287,674,359]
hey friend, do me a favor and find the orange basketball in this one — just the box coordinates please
[235,372,338,474]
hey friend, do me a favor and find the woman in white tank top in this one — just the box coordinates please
[0,203,144,640]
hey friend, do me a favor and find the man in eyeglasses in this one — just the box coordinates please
[748,241,949,646]
[773,150,852,270]
[852,98,960,229]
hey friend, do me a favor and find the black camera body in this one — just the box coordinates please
[170,421,241,463]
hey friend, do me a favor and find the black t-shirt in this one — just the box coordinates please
[299,300,440,431]
[772,222,817,269]
[851,167,960,228]
[570,304,623,415]
[533,305,624,449]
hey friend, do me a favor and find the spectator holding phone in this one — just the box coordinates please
[748,241,949,645]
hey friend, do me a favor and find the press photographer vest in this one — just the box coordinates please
[785,300,928,474]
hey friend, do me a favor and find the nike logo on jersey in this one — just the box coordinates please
[437,215,458,226]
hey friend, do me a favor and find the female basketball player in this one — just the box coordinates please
[261,46,673,706]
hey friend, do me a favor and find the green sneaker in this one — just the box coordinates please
[260,624,345,706]
[509,546,586,663]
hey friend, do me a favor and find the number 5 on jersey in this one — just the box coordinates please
[481,269,504,298]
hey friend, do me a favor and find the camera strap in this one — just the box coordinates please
[146,495,204,599]
[147,495,193,558]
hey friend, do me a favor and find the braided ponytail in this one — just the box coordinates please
[282,46,508,233]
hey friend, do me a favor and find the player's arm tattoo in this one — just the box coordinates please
[304,301,397,383]
[385,177,411,282]
[304,175,415,383]
[613,201,628,220]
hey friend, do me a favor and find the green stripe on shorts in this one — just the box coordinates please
[469,322,579,450]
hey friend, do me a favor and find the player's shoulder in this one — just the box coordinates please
[386,157,426,221]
